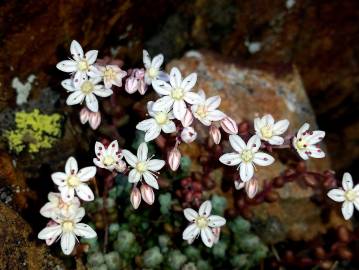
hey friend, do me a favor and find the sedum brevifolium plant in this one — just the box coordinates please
[37,40,358,257]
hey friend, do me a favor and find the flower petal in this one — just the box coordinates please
[327,189,345,202]
[75,184,94,201]
[262,114,274,126]
[66,91,85,106]
[307,145,325,159]
[38,224,62,240]
[205,95,221,110]
[137,142,148,161]
[182,223,200,240]
[152,54,164,69]
[65,157,78,175]
[152,96,174,112]
[219,153,241,166]
[253,152,275,166]
[152,80,172,95]
[181,73,197,92]
[61,232,76,255]
[122,150,138,167]
[183,92,202,105]
[107,140,119,156]
[93,87,113,97]
[143,171,159,189]
[342,201,354,220]
[95,141,105,158]
[77,166,96,182]
[199,200,212,217]
[85,50,98,65]
[247,135,261,152]
[162,121,176,133]
[147,159,165,171]
[297,123,310,137]
[61,79,76,92]
[85,93,99,112]
[40,202,56,218]
[201,227,214,247]
[208,215,226,227]
[173,100,187,120]
[273,119,289,135]
[59,186,75,202]
[144,125,161,142]
[70,40,84,60]
[128,169,141,183]
[207,110,226,121]
[74,223,97,238]
[137,118,156,131]
[306,131,325,145]
[57,60,77,72]
[51,172,67,186]
[240,162,254,182]
[184,208,198,222]
[143,50,151,69]
[342,172,353,191]
[169,67,182,88]
[268,136,284,145]
[229,135,246,152]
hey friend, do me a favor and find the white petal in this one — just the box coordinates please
[85,93,99,112]
[306,131,326,145]
[183,92,202,105]
[38,225,62,240]
[183,223,200,240]
[40,202,56,218]
[219,153,241,166]
[342,201,354,220]
[254,118,261,132]
[207,110,226,121]
[262,114,274,126]
[205,95,221,110]
[297,150,309,160]
[74,223,97,238]
[152,96,174,112]
[73,71,87,88]
[307,146,325,159]
[207,215,226,227]
[144,125,161,142]
[107,140,119,156]
[75,184,94,201]
[57,60,77,72]
[201,227,214,247]
[162,121,176,133]
[73,207,86,223]
[85,50,98,65]
[61,79,76,92]
[268,136,284,145]
[354,198,359,211]
[143,171,159,189]
[199,200,212,217]
[122,150,138,167]
[297,123,310,137]
[181,73,197,92]
[128,169,141,183]
[61,232,76,255]
[51,172,67,186]
[137,142,148,161]
[66,91,85,106]
[152,54,164,69]
[184,208,198,222]
[169,67,182,88]
[253,152,275,166]
[93,158,105,168]
[93,88,113,97]
[247,135,261,152]
[70,40,84,60]
[229,135,246,152]
[173,100,187,120]
[95,141,105,158]
[272,119,289,135]
[59,186,75,202]
[342,173,353,191]
[327,189,345,202]
[137,118,156,131]
[65,157,78,174]
[240,162,254,182]
[143,50,151,69]
[77,166,96,181]
[147,159,165,171]
[152,80,172,95]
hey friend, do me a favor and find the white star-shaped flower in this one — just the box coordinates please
[40,192,80,219]
[327,172,359,220]
[191,90,226,126]
[93,140,126,172]
[38,207,97,255]
[219,135,275,182]
[254,114,289,145]
[62,76,113,112]
[136,101,176,142]
[56,40,98,82]
[152,67,202,120]
[89,65,127,89]
[292,123,325,160]
[182,200,226,248]
[122,142,165,189]
[51,157,96,203]
[143,50,168,85]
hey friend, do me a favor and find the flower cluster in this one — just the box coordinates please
[38,157,97,255]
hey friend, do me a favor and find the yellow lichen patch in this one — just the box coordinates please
[4,109,62,154]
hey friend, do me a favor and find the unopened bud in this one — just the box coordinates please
[134,68,145,79]
[138,80,148,95]
[181,109,194,127]
[212,227,221,244]
[220,116,238,135]
[140,184,155,205]
[168,147,181,171]
[181,127,197,143]
[234,180,245,190]
[89,111,101,130]
[125,77,138,94]
[245,179,258,199]
[209,125,221,144]
[79,107,90,124]
[130,187,141,209]
[115,160,127,173]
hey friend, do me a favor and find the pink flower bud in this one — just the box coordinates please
[181,127,197,143]
[181,109,194,127]
[134,68,145,79]
[138,80,148,95]
[79,107,90,124]
[125,77,138,94]
[245,179,258,199]
[209,125,221,144]
[89,111,101,130]
[115,160,127,173]
[220,116,238,135]
[140,184,155,205]
[168,147,181,171]
[212,227,221,244]
[234,180,245,190]
[130,187,141,209]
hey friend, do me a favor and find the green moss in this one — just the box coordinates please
[4,109,62,154]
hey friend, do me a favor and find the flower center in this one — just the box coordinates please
[103,155,115,166]
[171,88,184,100]
[241,150,254,162]
[67,175,80,187]
[196,105,208,119]
[148,67,158,78]
[62,221,74,232]
[260,126,273,139]
[104,68,115,80]
[135,161,147,173]
[81,81,94,94]
[295,139,307,150]
[155,112,168,125]
[78,60,89,71]
[195,216,208,229]
[345,189,357,202]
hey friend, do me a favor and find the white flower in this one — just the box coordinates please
[40,192,80,219]
[52,157,96,203]
[38,207,97,255]
[93,140,126,172]
[182,200,226,247]
[56,40,98,82]
[89,65,127,89]
[254,114,289,145]
[191,90,226,126]
[152,67,202,120]
[136,101,176,142]
[327,172,359,220]
[292,123,325,160]
[62,76,113,112]
[219,135,274,182]
[143,50,167,85]
[122,142,165,189]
